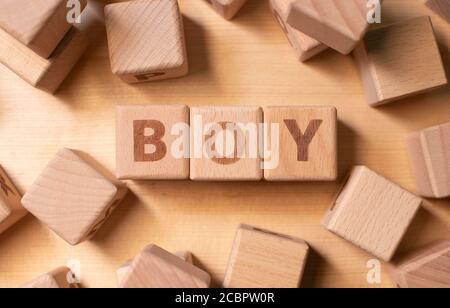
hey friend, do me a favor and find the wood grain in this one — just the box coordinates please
[426,0,450,23]
[22,266,73,288]
[0,166,27,235]
[204,0,248,20]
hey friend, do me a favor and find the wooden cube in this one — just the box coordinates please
[22,148,128,246]
[0,165,27,235]
[269,0,327,62]
[287,0,371,54]
[263,106,337,181]
[190,106,263,181]
[22,267,76,288]
[105,0,188,84]
[0,0,87,58]
[354,16,448,106]
[223,225,310,288]
[0,27,89,93]
[426,0,450,23]
[119,245,210,288]
[389,241,450,288]
[204,0,248,20]
[407,123,450,198]
[116,105,190,180]
[322,166,422,261]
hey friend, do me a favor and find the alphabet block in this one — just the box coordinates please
[426,0,450,23]
[119,245,210,288]
[116,105,190,180]
[22,267,76,288]
[204,0,248,20]
[0,165,27,235]
[389,241,450,288]
[287,0,371,54]
[22,149,128,246]
[322,166,422,261]
[353,16,448,106]
[190,106,263,181]
[104,0,188,84]
[0,0,87,58]
[223,225,310,288]
[263,106,337,181]
[269,0,327,62]
[407,123,450,198]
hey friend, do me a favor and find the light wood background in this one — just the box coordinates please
[0,0,449,288]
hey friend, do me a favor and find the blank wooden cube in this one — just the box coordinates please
[0,165,27,235]
[426,0,450,23]
[204,0,248,20]
[407,123,450,198]
[269,0,327,62]
[116,105,190,180]
[0,27,89,93]
[223,225,310,288]
[119,245,210,288]
[354,16,448,106]
[0,0,87,58]
[263,106,337,181]
[22,267,76,288]
[105,0,188,84]
[389,241,450,288]
[190,106,263,181]
[287,0,370,54]
[322,166,422,261]
[22,149,128,246]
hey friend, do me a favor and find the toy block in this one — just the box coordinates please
[119,245,210,288]
[322,166,422,261]
[22,267,76,288]
[116,105,190,180]
[263,106,337,181]
[0,27,89,93]
[354,16,448,106]
[204,0,248,20]
[269,0,327,62]
[287,0,372,54]
[407,123,450,199]
[426,0,450,23]
[104,0,188,84]
[190,106,263,181]
[22,148,128,246]
[389,241,450,288]
[223,225,310,288]
[0,0,87,58]
[0,165,27,235]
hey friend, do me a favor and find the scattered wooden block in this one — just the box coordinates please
[119,245,210,288]
[22,148,128,245]
[22,267,76,288]
[287,0,371,54]
[104,0,188,84]
[407,122,450,198]
[116,105,190,180]
[190,106,263,181]
[389,241,450,288]
[0,165,27,235]
[354,16,448,106]
[223,224,310,288]
[322,166,422,261]
[204,0,248,20]
[263,106,337,181]
[426,0,450,23]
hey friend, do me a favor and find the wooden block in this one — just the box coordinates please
[119,245,210,288]
[190,106,263,181]
[223,225,310,288]
[204,0,248,20]
[269,0,327,62]
[0,0,87,58]
[104,0,188,84]
[22,267,75,288]
[0,27,89,93]
[322,166,422,261]
[407,123,450,198]
[263,106,337,181]
[426,0,450,23]
[0,165,27,235]
[116,105,190,180]
[22,148,128,246]
[389,241,450,288]
[287,0,371,54]
[354,16,448,106]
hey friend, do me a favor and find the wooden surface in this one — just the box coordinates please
[426,0,450,23]
[0,0,449,288]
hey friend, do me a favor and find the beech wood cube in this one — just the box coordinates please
[204,0,248,20]
[426,0,450,23]
[22,267,76,288]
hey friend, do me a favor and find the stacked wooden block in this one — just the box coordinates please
[0,166,27,235]
[22,267,77,288]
